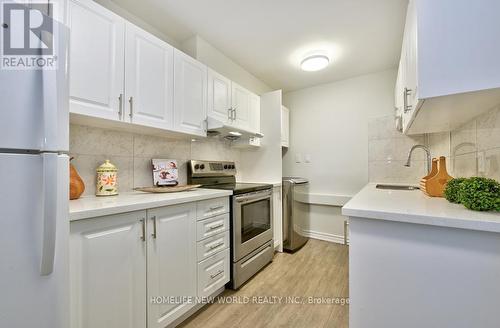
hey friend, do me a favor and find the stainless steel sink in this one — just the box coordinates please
[376,184,420,191]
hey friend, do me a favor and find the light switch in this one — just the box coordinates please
[295,153,302,163]
[304,154,311,163]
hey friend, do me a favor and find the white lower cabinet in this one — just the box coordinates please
[196,213,230,240]
[196,207,230,299]
[70,198,231,328]
[147,203,197,328]
[197,232,230,262]
[197,249,230,298]
[70,211,147,328]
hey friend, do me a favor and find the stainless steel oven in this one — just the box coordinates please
[233,189,273,262]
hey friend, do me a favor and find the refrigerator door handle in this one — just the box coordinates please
[40,153,58,276]
[41,61,60,151]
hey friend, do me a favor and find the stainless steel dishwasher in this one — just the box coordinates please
[282,177,310,252]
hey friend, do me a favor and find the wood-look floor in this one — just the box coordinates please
[179,239,349,328]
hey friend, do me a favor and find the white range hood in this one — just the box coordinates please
[207,117,264,140]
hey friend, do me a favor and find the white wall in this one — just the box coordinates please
[282,69,397,242]
[181,36,272,95]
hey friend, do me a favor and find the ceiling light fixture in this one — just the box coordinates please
[300,54,330,72]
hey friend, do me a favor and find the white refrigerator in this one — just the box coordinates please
[0,21,70,328]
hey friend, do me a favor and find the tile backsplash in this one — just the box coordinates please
[70,125,242,196]
[369,105,500,184]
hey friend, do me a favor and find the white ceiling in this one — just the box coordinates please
[111,0,408,92]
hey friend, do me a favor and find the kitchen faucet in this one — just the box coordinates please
[405,144,431,174]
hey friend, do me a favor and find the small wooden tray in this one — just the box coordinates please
[134,185,201,193]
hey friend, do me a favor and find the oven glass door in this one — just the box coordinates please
[233,191,273,262]
[241,198,271,243]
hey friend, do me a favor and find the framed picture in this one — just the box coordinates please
[152,159,179,186]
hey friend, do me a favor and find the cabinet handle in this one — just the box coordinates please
[140,218,146,242]
[118,94,123,119]
[232,107,237,120]
[208,223,224,230]
[129,96,134,119]
[209,242,224,250]
[209,205,224,211]
[151,216,157,239]
[227,108,232,120]
[210,270,224,279]
[403,88,412,113]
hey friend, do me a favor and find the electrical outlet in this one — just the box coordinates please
[295,153,302,163]
[304,154,311,163]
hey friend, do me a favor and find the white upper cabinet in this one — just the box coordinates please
[207,70,262,136]
[67,0,125,121]
[281,106,289,148]
[207,68,232,124]
[147,203,197,328]
[125,23,174,130]
[173,50,208,137]
[396,0,500,134]
[67,0,263,140]
[231,82,251,131]
[70,211,147,328]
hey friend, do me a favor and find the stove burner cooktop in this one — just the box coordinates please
[188,160,273,195]
[201,182,273,195]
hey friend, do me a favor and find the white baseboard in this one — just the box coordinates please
[301,229,348,245]
[274,239,283,252]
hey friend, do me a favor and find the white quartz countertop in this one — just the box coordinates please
[342,183,500,233]
[69,188,233,221]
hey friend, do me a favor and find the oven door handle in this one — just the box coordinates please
[235,193,272,204]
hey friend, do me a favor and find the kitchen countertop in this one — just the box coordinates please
[342,183,500,233]
[69,188,233,221]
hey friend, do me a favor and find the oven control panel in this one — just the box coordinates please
[189,160,236,177]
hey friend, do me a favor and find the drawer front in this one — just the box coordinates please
[197,231,229,262]
[197,197,229,221]
[197,249,230,298]
[196,213,229,241]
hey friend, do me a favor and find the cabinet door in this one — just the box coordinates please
[394,61,404,112]
[404,0,418,110]
[147,203,197,328]
[281,106,289,147]
[197,249,230,298]
[67,0,125,121]
[125,23,174,130]
[207,68,232,124]
[401,0,417,132]
[173,50,208,137]
[231,82,251,131]
[249,93,261,134]
[70,211,147,328]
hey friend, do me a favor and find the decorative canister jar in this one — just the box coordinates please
[96,160,118,196]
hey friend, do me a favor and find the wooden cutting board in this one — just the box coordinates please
[134,185,202,193]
